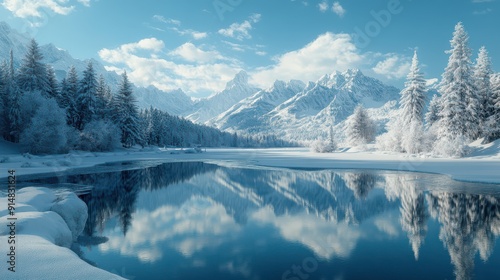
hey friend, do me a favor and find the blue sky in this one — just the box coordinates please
[0,0,499,97]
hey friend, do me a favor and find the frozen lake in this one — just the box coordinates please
[21,161,500,280]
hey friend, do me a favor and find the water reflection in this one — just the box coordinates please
[428,192,500,280]
[25,162,500,280]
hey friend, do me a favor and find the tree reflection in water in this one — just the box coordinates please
[24,162,500,280]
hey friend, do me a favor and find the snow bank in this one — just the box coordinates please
[0,187,124,280]
[51,192,88,241]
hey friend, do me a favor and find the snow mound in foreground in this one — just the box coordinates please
[0,187,125,280]
[51,192,88,241]
[0,211,73,248]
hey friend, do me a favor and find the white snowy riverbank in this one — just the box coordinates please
[0,187,125,280]
[0,138,499,184]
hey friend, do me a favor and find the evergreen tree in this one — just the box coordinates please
[345,105,375,146]
[473,46,493,135]
[17,39,49,94]
[400,51,427,125]
[438,22,478,141]
[0,64,5,137]
[486,74,500,141]
[75,62,97,130]
[61,66,79,128]
[46,65,59,100]
[19,97,69,154]
[113,72,143,147]
[425,94,441,128]
[1,51,22,142]
[95,74,111,119]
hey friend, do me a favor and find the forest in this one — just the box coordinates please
[0,39,292,154]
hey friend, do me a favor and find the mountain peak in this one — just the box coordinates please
[225,70,249,90]
[342,68,363,77]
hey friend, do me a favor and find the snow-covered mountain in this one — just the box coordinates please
[211,69,401,142]
[208,79,305,131]
[134,86,194,115]
[184,71,261,123]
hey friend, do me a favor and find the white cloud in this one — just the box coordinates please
[153,15,181,26]
[99,197,241,262]
[473,8,493,14]
[251,207,362,259]
[332,1,346,17]
[372,54,411,79]
[2,0,75,18]
[99,38,242,96]
[251,32,365,87]
[318,0,329,12]
[170,43,226,63]
[77,0,90,7]
[218,13,261,41]
[153,15,207,40]
[169,28,207,40]
[101,32,408,96]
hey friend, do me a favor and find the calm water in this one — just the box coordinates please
[21,161,500,280]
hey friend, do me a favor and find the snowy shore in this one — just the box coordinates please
[0,187,125,280]
[0,139,499,184]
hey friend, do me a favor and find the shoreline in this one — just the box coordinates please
[0,147,499,185]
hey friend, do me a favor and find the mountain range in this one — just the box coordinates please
[0,22,433,142]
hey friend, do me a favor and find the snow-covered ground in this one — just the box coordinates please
[0,187,125,280]
[0,139,499,184]
[0,139,499,279]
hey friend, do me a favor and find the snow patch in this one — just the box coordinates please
[0,187,124,279]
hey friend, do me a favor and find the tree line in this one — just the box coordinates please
[0,39,292,154]
[339,22,500,157]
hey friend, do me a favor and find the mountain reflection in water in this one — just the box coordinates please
[25,162,500,280]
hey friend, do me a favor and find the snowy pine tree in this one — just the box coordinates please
[438,22,478,141]
[1,51,22,142]
[61,66,80,128]
[17,39,49,94]
[400,51,427,126]
[473,46,493,136]
[425,94,441,128]
[485,73,500,142]
[113,72,143,148]
[75,62,98,130]
[46,65,59,100]
[345,105,375,146]
[95,74,112,119]
[20,97,69,154]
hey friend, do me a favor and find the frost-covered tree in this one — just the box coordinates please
[0,65,5,137]
[425,94,441,128]
[397,51,427,154]
[400,51,427,125]
[113,72,143,148]
[1,51,22,142]
[46,65,59,100]
[20,97,69,154]
[75,62,98,130]
[61,66,80,128]
[95,74,112,119]
[17,39,49,94]
[345,105,375,146]
[77,120,121,152]
[485,74,500,142]
[311,125,337,153]
[473,46,493,135]
[438,22,479,141]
